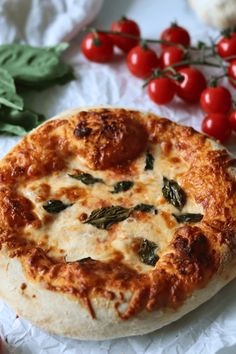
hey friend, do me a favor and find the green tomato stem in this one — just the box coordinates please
[171,60,223,69]
[84,27,212,51]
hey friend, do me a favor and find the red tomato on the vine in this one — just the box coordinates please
[200,86,232,114]
[127,44,159,79]
[229,110,236,132]
[227,60,236,87]
[175,67,206,103]
[147,77,175,104]
[217,34,236,60]
[160,24,190,49]
[202,113,231,142]
[81,32,114,62]
[110,17,140,52]
[160,46,185,69]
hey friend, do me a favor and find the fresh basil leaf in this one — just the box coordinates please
[0,68,23,110]
[68,172,104,185]
[43,199,73,214]
[17,66,75,91]
[84,203,157,230]
[0,44,72,84]
[0,122,27,136]
[0,43,74,136]
[172,213,203,223]
[0,107,45,135]
[84,205,132,230]
[134,203,157,213]
[162,177,186,210]
[111,181,134,193]
[145,151,154,170]
[138,239,159,266]
[49,42,69,55]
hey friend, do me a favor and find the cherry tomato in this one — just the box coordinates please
[160,46,185,69]
[227,60,236,87]
[147,77,175,104]
[81,32,114,63]
[229,110,236,132]
[175,67,206,103]
[217,34,236,60]
[200,86,232,114]
[160,24,190,49]
[202,113,231,142]
[110,17,140,52]
[127,44,159,79]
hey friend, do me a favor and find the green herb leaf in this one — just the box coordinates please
[0,44,73,86]
[17,67,75,91]
[68,172,103,185]
[0,122,27,136]
[0,107,45,135]
[0,43,74,137]
[111,180,134,193]
[138,239,159,266]
[49,42,69,55]
[172,213,203,223]
[134,203,157,213]
[84,203,157,230]
[84,205,132,230]
[43,199,73,214]
[145,151,154,170]
[0,68,23,110]
[162,177,186,210]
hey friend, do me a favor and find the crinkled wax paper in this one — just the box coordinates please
[0,1,236,353]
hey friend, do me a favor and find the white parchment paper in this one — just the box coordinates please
[0,1,236,353]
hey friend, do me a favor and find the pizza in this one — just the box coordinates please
[0,107,236,340]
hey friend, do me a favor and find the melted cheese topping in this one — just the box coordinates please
[19,142,202,273]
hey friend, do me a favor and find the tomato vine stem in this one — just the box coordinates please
[84,27,213,51]
[84,26,236,87]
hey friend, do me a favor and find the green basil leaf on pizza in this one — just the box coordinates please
[111,180,134,193]
[172,213,203,223]
[138,239,159,266]
[68,171,104,185]
[145,151,154,170]
[162,176,186,210]
[43,200,73,214]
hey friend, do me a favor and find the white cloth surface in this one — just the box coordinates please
[0,0,103,45]
[0,0,236,353]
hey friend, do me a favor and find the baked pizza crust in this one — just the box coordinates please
[0,248,236,340]
[0,106,235,340]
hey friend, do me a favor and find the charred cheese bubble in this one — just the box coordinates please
[73,110,148,169]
